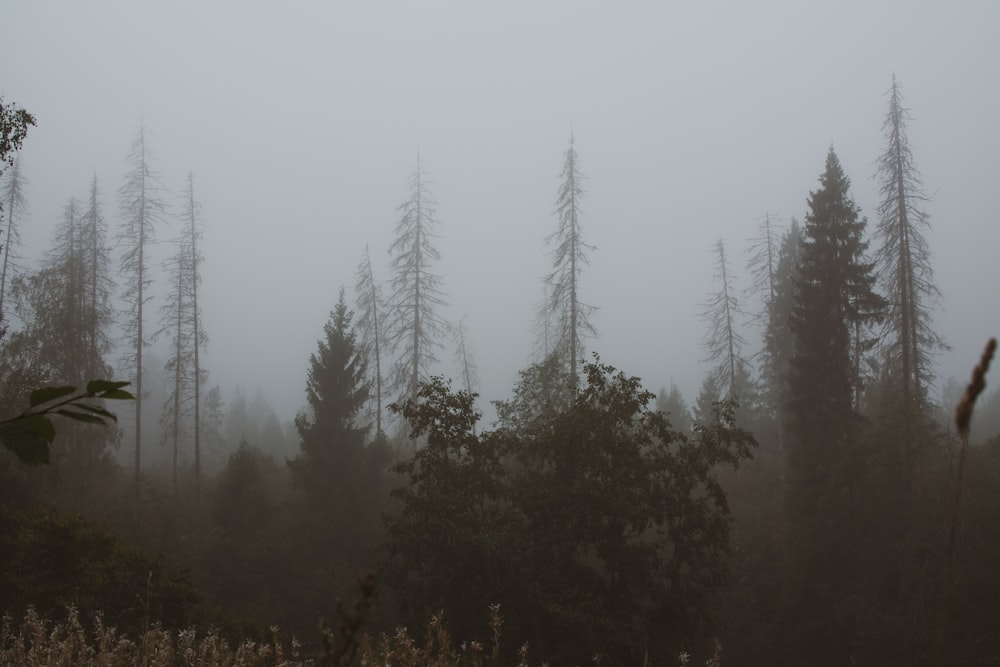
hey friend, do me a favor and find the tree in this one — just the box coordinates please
[386,358,755,664]
[700,239,750,399]
[287,290,391,630]
[874,75,944,414]
[544,132,596,388]
[354,244,386,442]
[744,212,782,323]
[386,156,448,436]
[758,220,802,453]
[656,382,692,434]
[783,148,883,663]
[117,120,166,500]
[158,173,206,497]
[290,290,369,494]
[0,98,34,330]
[0,157,28,326]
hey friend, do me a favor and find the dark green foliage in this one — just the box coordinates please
[783,148,884,664]
[284,289,394,636]
[0,381,133,465]
[384,357,755,665]
[0,504,203,637]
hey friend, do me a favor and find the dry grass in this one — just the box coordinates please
[1,605,720,666]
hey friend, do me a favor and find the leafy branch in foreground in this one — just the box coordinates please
[0,380,134,465]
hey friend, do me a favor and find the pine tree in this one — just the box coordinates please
[386,156,448,436]
[700,239,750,399]
[287,290,389,612]
[745,211,782,322]
[117,121,166,499]
[354,244,386,442]
[759,219,802,452]
[452,315,479,397]
[6,190,115,472]
[78,176,115,382]
[0,157,27,326]
[784,148,883,660]
[545,132,596,388]
[656,382,692,434]
[290,289,369,492]
[874,75,944,413]
[158,173,206,497]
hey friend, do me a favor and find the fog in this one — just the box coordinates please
[3,2,998,423]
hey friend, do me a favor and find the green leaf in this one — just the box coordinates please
[86,380,131,395]
[29,386,76,408]
[55,409,109,426]
[0,414,55,464]
[97,389,135,401]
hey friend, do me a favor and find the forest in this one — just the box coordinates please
[2,74,1000,667]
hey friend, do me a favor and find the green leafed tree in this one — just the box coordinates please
[544,132,596,389]
[117,120,166,497]
[387,357,755,664]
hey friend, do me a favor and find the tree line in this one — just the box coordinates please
[2,76,1000,666]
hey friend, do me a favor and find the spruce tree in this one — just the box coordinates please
[784,148,883,661]
[545,132,596,388]
[117,121,166,498]
[874,75,944,413]
[386,156,448,439]
[0,157,27,325]
[354,244,386,442]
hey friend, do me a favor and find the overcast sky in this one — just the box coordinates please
[3,2,998,425]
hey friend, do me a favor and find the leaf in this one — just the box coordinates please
[97,389,135,401]
[29,386,76,408]
[0,414,55,464]
[86,380,131,395]
[54,409,109,426]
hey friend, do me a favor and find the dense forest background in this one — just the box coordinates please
[3,5,1000,666]
[3,72,1000,665]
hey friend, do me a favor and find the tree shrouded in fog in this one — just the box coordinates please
[0,157,27,325]
[544,133,596,389]
[759,219,802,452]
[874,75,944,414]
[117,121,166,496]
[784,148,882,659]
[158,173,207,497]
[700,238,749,399]
[745,212,782,322]
[386,156,448,431]
[354,244,386,442]
[5,185,115,473]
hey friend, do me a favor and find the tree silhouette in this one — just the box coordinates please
[117,120,166,500]
[545,132,596,389]
[386,156,448,441]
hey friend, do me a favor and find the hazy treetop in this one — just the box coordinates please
[2,3,997,419]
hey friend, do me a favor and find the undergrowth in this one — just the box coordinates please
[0,604,722,666]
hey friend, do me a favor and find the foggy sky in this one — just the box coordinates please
[3,2,999,425]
